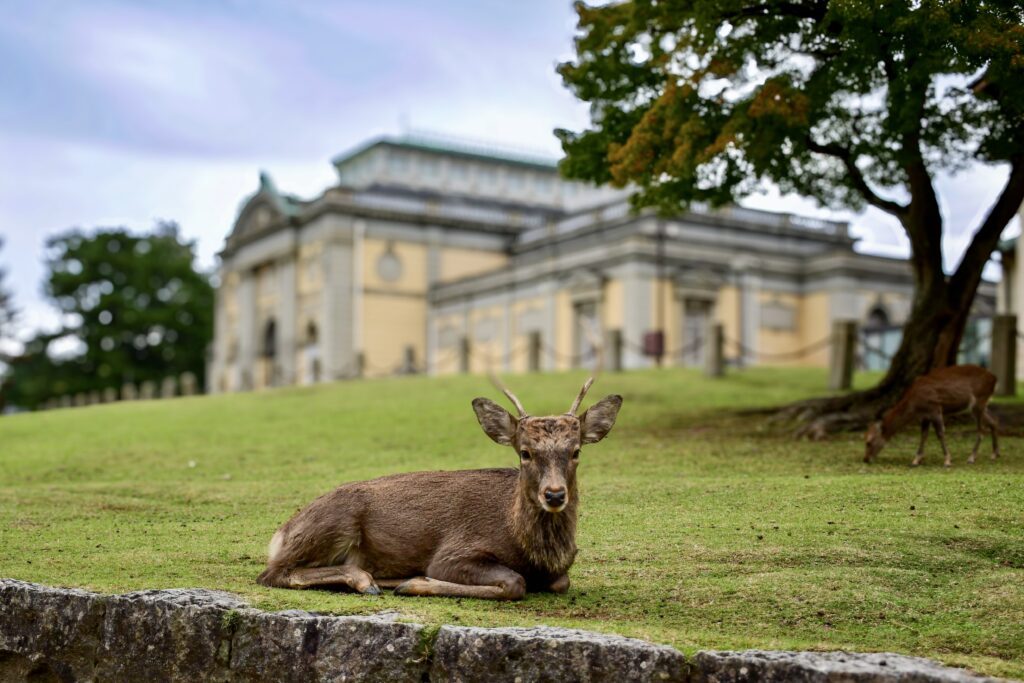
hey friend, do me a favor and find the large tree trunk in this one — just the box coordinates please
[782,271,973,438]
[782,153,1024,438]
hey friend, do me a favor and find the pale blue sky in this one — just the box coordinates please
[0,0,1016,344]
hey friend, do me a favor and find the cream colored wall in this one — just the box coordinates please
[715,286,741,358]
[467,304,507,375]
[604,280,624,330]
[439,247,508,283]
[432,311,464,375]
[361,294,426,376]
[799,292,831,367]
[509,296,546,373]
[651,280,682,365]
[298,243,323,295]
[363,239,427,294]
[758,291,804,367]
[359,238,430,376]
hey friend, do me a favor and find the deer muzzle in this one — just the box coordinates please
[541,486,568,513]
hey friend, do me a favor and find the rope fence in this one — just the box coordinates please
[37,316,1021,410]
[349,316,1010,381]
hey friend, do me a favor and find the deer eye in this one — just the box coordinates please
[572,449,580,460]
[519,449,532,461]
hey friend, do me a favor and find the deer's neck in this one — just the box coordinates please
[509,485,578,576]
[882,398,914,437]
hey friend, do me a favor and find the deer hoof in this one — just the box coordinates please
[393,578,419,596]
[363,584,382,596]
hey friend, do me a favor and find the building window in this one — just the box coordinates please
[760,298,797,332]
[262,319,277,358]
[867,305,890,329]
[376,243,403,282]
[682,299,713,367]
[304,320,320,385]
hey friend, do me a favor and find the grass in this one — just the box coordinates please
[1,367,1022,678]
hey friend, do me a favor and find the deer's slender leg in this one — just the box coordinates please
[932,414,952,468]
[394,562,526,601]
[286,565,381,594]
[983,407,1000,459]
[373,578,410,589]
[968,408,983,464]
[913,419,930,465]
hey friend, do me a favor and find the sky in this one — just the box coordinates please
[0,0,1019,347]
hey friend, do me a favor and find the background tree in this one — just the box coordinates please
[3,223,213,410]
[556,0,1024,433]
[0,237,15,347]
[0,237,17,412]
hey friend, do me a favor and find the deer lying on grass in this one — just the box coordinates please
[257,378,622,600]
[864,364,999,468]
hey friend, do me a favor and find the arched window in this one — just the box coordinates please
[866,305,889,329]
[262,319,277,358]
[306,321,318,345]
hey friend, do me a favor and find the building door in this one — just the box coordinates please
[682,299,711,367]
[574,301,599,369]
[261,319,277,387]
[303,321,320,385]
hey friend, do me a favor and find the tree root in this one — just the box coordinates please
[769,388,894,440]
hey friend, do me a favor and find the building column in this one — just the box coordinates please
[425,228,442,375]
[209,270,228,393]
[622,264,652,370]
[276,256,298,385]
[543,281,557,371]
[502,298,513,372]
[236,270,257,391]
[321,239,354,380]
[738,269,761,367]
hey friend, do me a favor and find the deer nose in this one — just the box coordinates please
[544,487,566,507]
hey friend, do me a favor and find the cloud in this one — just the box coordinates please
[0,0,1016,348]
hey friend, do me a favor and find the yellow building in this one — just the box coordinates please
[210,134,936,392]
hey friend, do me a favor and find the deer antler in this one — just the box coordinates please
[489,371,528,418]
[567,376,594,416]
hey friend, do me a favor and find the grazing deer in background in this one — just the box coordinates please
[257,378,622,600]
[864,365,999,468]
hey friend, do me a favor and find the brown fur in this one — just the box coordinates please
[864,365,999,467]
[257,388,622,600]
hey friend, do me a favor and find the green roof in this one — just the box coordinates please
[331,134,560,173]
[258,171,302,217]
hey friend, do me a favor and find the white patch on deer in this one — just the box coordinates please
[267,530,285,563]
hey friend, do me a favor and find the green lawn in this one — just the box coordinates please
[1,368,1022,678]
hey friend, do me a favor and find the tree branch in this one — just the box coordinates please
[805,138,908,217]
[949,156,1024,302]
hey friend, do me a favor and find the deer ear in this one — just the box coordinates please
[472,398,517,445]
[580,394,623,444]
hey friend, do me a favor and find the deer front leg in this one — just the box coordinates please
[912,419,929,466]
[284,565,381,594]
[933,414,952,468]
[968,409,982,464]
[983,408,1000,459]
[394,561,526,601]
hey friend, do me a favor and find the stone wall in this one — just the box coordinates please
[0,580,1005,682]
